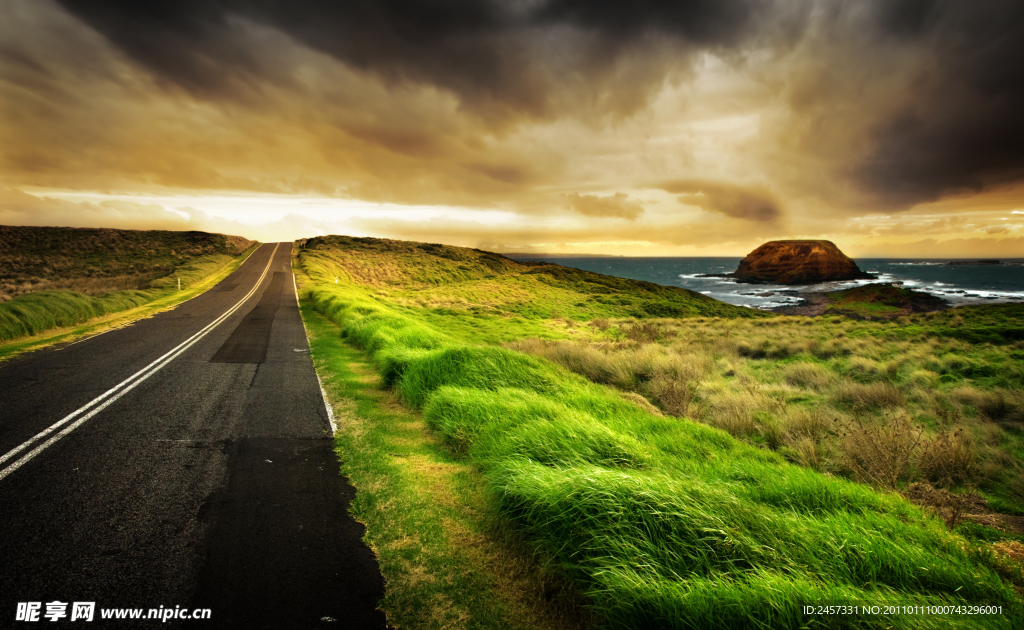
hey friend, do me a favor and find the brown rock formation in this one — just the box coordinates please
[733,240,875,284]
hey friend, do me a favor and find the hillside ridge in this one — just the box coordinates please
[303,235,769,320]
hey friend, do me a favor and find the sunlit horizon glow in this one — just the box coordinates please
[3,1,1024,257]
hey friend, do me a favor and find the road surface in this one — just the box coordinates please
[0,243,387,628]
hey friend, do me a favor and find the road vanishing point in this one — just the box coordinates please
[0,244,388,629]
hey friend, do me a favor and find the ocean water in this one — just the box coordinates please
[506,256,1024,310]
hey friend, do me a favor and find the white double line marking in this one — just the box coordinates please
[0,243,280,482]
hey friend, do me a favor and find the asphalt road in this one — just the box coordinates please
[0,244,387,629]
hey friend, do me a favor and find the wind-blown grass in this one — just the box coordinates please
[509,313,1024,517]
[0,252,246,342]
[302,253,1022,630]
[0,226,257,343]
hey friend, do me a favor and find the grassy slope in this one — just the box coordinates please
[300,291,591,630]
[823,283,950,319]
[0,225,253,299]
[303,235,767,322]
[0,244,260,360]
[0,226,257,344]
[509,308,1024,514]
[298,237,1022,630]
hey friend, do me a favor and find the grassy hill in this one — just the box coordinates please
[297,236,1024,630]
[303,235,766,325]
[0,226,256,343]
[0,225,253,300]
[823,283,950,319]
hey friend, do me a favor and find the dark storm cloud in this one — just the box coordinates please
[659,180,780,222]
[28,0,1024,213]
[534,0,767,43]
[781,0,1024,208]
[51,1,264,96]
[54,0,778,119]
[863,0,1024,203]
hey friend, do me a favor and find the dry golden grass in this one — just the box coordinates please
[784,361,834,390]
[507,312,1023,517]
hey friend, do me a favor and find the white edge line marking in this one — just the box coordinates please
[0,243,281,481]
[293,267,337,435]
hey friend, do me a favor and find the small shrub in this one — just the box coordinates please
[620,321,671,344]
[917,428,977,488]
[590,317,610,331]
[838,412,925,489]
[648,373,697,417]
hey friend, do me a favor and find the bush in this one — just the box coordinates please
[619,321,657,343]
[647,373,697,417]
[838,413,925,489]
[918,429,977,488]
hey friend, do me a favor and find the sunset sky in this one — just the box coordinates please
[2,0,1023,256]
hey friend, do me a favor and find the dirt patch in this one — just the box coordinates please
[970,513,1024,537]
[770,292,831,317]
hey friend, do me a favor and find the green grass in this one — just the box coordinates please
[297,237,1023,630]
[301,235,769,325]
[511,313,1024,514]
[298,272,590,630]
[822,283,948,320]
[0,225,257,345]
[0,243,260,360]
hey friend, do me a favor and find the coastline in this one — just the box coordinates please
[768,291,833,316]
[767,283,953,319]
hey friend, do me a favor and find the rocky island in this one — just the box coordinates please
[732,240,875,284]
